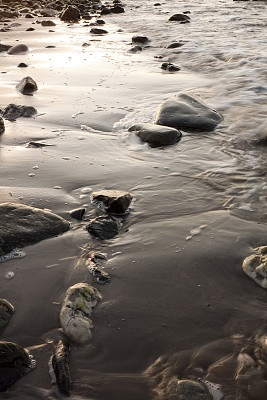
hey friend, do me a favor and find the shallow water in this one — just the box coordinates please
[0,0,267,399]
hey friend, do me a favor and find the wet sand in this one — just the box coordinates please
[1,1,267,399]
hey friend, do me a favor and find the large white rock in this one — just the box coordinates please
[242,246,267,289]
[60,283,102,344]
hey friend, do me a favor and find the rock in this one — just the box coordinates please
[60,283,102,344]
[7,44,29,55]
[0,10,19,18]
[17,62,28,68]
[132,35,149,44]
[166,41,185,49]
[161,62,181,72]
[38,8,57,17]
[69,208,85,221]
[0,117,4,135]
[90,28,108,35]
[60,6,80,22]
[91,190,133,214]
[26,27,35,31]
[110,5,125,13]
[41,20,56,26]
[100,7,111,15]
[0,44,11,52]
[26,141,53,148]
[52,340,71,396]
[242,246,267,289]
[169,13,191,22]
[129,123,182,147]
[155,93,223,131]
[25,13,34,18]
[16,76,38,95]
[166,378,212,400]
[0,299,14,335]
[0,341,35,392]
[128,45,143,53]
[2,104,37,121]
[87,216,120,239]
[0,203,70,256]
[96,19,105,25]
[86,252,110,284]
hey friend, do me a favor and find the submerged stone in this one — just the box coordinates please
[52,340,72,396]
[242,246,267,289]
[0,341,35,392]
[0,203,70,256]
[16,76,38,95]
[60,283,102,344]
[0,299,14,335]
[87,216,120,239]
[155,93,223,131]
[91,190,133,214]
[2,104,37,121]
[7,44,29,55]
[129,123,181,147]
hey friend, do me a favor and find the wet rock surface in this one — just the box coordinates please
[16,76,38,95]
[91,190,133,214]
[0,299,14,335]
[166,378,212,400]
[0,341,35,392]
[161,62,181,72]
[155,93,223,131]
[242,246,267,289]
[169,13,191,23]
[52,340,72,397]
[7,44,28,55]
[132,35,149,44]
[87,215,120,239]
[1,104,37,121]
[60,283,102,344]
[60,6,80,22]
[0,203,70,256]
[129,123,182,147]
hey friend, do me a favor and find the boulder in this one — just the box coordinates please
[110,5,125,13]
[0,117,4,135]
[7,44,29,55]
[242,246,267,289]
[87,216,120,239]
[155,93,223,131]
[91,190,133,214]
[60,283,102,344]
[60,6,80,22]
[129,123,181,147]
[169,14,191,22]
[41,20,56,26]
[0,341,35,392]
[90,28,108,35]
[0,203,70,256]
[16,76,38,95]
[132,35,149,44]
[2,104,37,121]
[0,299,14,335]
[52,340,71,396]
[166,378,212,400]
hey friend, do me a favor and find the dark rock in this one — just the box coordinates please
[0,203,70,256]
[132,35,149,44]
[25,13,34,18]
[91,190,133,214]
[2,104,37,121]
[38,8,57,17]
[90,28,108,35]
[7,44,29,55]
[52,340,72,397]
[26,27,35,31]
[45,45,56,48]
[69,208,85,221]
[86,252,110,284]
[166,378,211,400]
[96,19,105,25]
[0,299,14,335]
[17,62,28,67]
[129,123,182,147]
[128,45,143,53]
[60,6,80,22]
[110,5,124,13]
[0,117,4,135]
[26,141,53,148]
[60,283,102,344]
[169,13,191,22]
[16,76,38,95]
[161,62,181,72]
[100,7,111,15]
[41,20,56,26]
[0,10,19,18]
[87,216,120,239]
[0,44,11,52]
[155,93,223,131]
[166,41,185,49]
[0,341,35,392]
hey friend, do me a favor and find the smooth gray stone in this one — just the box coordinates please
[0,203,70,256]
[7,44,29,55]
[129,123,181,147]
[60,6,80,21]
[87,216,120,239]
[155,93,223,131]
[169,13,191,22]
[16,76,38,95]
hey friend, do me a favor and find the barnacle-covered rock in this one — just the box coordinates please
[242,246,267,289]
